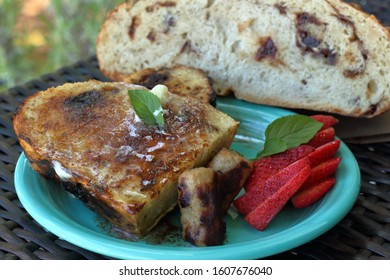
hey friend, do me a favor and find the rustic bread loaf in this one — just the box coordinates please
[13,80,239,237]
[97,0,390,117]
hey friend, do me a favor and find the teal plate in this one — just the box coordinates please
[14,97,361,260]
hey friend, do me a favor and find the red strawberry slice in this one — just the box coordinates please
[235,157,311,216]
[307,127,335,148]
[292,177,336,208]
[244,160,311,231]
[310,115,339,130]
[304,157,341,186]
[245,145,314,192]
[307,140,341,166]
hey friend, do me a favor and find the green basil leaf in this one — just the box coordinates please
[256,115,322,159]
[128,89,165,126]
[257,138,287,158]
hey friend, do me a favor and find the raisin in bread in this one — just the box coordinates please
[13,80,239,237]
[97,0,390,117]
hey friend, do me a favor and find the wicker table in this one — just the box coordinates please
[1,0,389,260]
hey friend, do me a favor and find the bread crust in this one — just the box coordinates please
[97,0,390,118]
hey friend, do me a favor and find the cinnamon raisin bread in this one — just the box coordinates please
[97,0,390,117]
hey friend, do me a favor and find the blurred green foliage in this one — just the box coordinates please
[0,0,123,92]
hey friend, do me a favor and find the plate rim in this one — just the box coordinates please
[14,98,361,260]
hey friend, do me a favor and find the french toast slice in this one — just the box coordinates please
[121,65,217,106]
[13,80,239,237]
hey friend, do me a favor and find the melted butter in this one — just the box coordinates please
[52,160,72,180]
[128,123,139,137]
[153,108,162,117]
[134,152,154,162]
[146,142,165,153]
[123,189,147,199]
[116,145,134,157]
[150,84,169,103]
[133,114,142,124]
[142,179,152,186]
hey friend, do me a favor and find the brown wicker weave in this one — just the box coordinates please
[1,0,389,260]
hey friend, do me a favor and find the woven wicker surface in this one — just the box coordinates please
[1,0,389,260]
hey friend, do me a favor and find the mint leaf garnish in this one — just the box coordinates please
[128,89,165,126]
[256,115,322,158]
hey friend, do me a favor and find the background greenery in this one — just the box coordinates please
[0,0,123,92]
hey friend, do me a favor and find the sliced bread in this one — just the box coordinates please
[97,0,390,117]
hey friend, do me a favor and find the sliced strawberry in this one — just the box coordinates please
[310,115,339,130]
[245,145,314,192]
[304,157,341,186]
[307,127,335,148]
[235,157,311,216]
[292,177,336,208]
[307,140,341,166]
[244,160,311,231]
